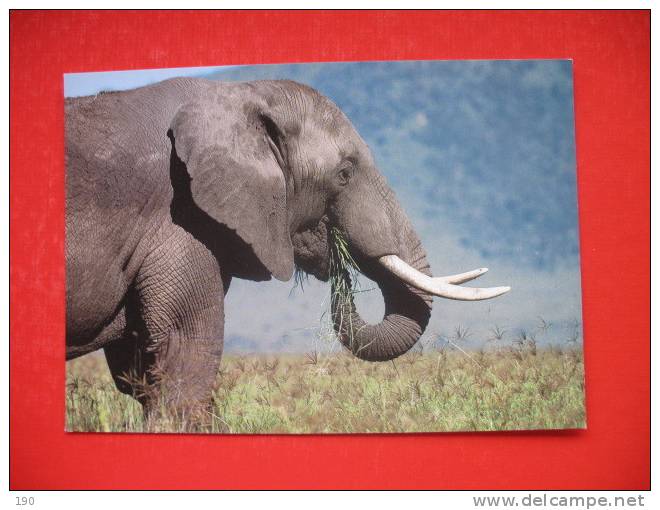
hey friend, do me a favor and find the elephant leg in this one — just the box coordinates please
[103,305,145,398]
[120,234,225,426]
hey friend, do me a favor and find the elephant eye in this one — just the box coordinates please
[336,164,353,186]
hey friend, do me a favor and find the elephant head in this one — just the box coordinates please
[169,79,510,362]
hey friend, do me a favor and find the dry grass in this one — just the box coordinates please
[66,345,585,434]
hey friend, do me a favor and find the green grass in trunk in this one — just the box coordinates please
[66,347,585,433]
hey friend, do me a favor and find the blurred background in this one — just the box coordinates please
[65,60,583,352]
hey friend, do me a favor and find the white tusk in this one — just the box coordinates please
[437,267,488,284]
[379,255,510,301]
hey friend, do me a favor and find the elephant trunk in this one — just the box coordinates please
[328,171,509,362]
[331,236,433,362]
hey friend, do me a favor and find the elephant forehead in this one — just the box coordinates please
[299,125,360,167]
[309,143,344,169]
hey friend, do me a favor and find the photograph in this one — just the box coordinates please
[64,59,585,434]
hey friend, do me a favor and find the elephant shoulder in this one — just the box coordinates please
[65,91,172,215]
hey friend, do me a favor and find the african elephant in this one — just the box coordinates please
[65,77,509,419]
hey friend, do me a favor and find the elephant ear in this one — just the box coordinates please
[169,92,294,281]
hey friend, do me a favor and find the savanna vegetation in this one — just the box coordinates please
[66,332,585,433]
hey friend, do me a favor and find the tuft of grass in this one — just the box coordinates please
[327,227,362,349]
[487,325,507,343]
[292,266,310,292]
[452,324,472,343]
[328,226,360,293]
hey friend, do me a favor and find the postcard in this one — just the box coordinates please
[64,60,584,433]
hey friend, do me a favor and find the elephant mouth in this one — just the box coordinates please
[293,221,511,361]
[291,220,332,282]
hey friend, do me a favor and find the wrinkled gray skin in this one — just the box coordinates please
[66,78,433,417]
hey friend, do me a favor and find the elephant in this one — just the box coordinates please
[65,77,510,420]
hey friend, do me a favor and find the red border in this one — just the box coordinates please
[9,10,650,490]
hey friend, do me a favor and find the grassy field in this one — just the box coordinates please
[66,343,585,434]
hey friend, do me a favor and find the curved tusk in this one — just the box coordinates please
[437,267,488,284]
[379,255,510,301]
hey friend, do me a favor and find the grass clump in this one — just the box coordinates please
[327,227,363,349]
[328,226,359,294]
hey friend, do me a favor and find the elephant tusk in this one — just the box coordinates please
[437,267,488,284]
[378,255,511,301]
